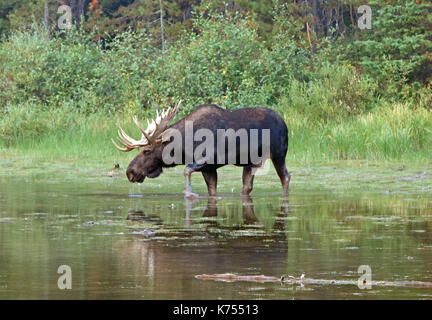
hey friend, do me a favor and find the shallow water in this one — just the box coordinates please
[0,163,431,299]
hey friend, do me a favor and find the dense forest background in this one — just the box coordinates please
[0,0,431,161]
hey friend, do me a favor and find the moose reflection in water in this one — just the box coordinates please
[127,195,290,231]
[117,196,291,294]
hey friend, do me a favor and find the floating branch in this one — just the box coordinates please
[195,273,432,288]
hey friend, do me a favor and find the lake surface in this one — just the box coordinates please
[0,163,431,299]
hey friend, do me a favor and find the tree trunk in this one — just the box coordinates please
[68,0,85,24]
[78,0,85,21]
[44,1,49,29]
[310,0,319,33]
[159,0,165,55]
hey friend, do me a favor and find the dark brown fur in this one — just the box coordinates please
[126,105,290,196]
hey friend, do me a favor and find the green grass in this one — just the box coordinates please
[1,101,431,165]
[283,102,432,163]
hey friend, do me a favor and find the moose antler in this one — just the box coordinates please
[112,100,181,152]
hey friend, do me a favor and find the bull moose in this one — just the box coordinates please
[112,101,290,197]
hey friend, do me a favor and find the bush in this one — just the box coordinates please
[338,1,432,97]
[278,63,378,122]
[0,24,160,115]
[0,13,313,117]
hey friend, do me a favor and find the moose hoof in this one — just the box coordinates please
[184,190,199,198]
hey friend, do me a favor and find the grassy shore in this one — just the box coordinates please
[1,101,431,166]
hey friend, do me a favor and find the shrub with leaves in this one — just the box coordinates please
[339,0,432,96]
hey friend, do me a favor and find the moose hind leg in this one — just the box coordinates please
[242,166,255,195]
[202,170,217,196]
[273,160,291,196]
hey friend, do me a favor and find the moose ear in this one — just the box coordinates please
[161,128,178,143]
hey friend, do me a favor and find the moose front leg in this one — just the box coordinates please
[183,163,202,198]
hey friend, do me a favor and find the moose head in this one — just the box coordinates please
[112,101,181,183]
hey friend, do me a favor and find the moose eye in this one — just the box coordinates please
[142,149,151,154]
